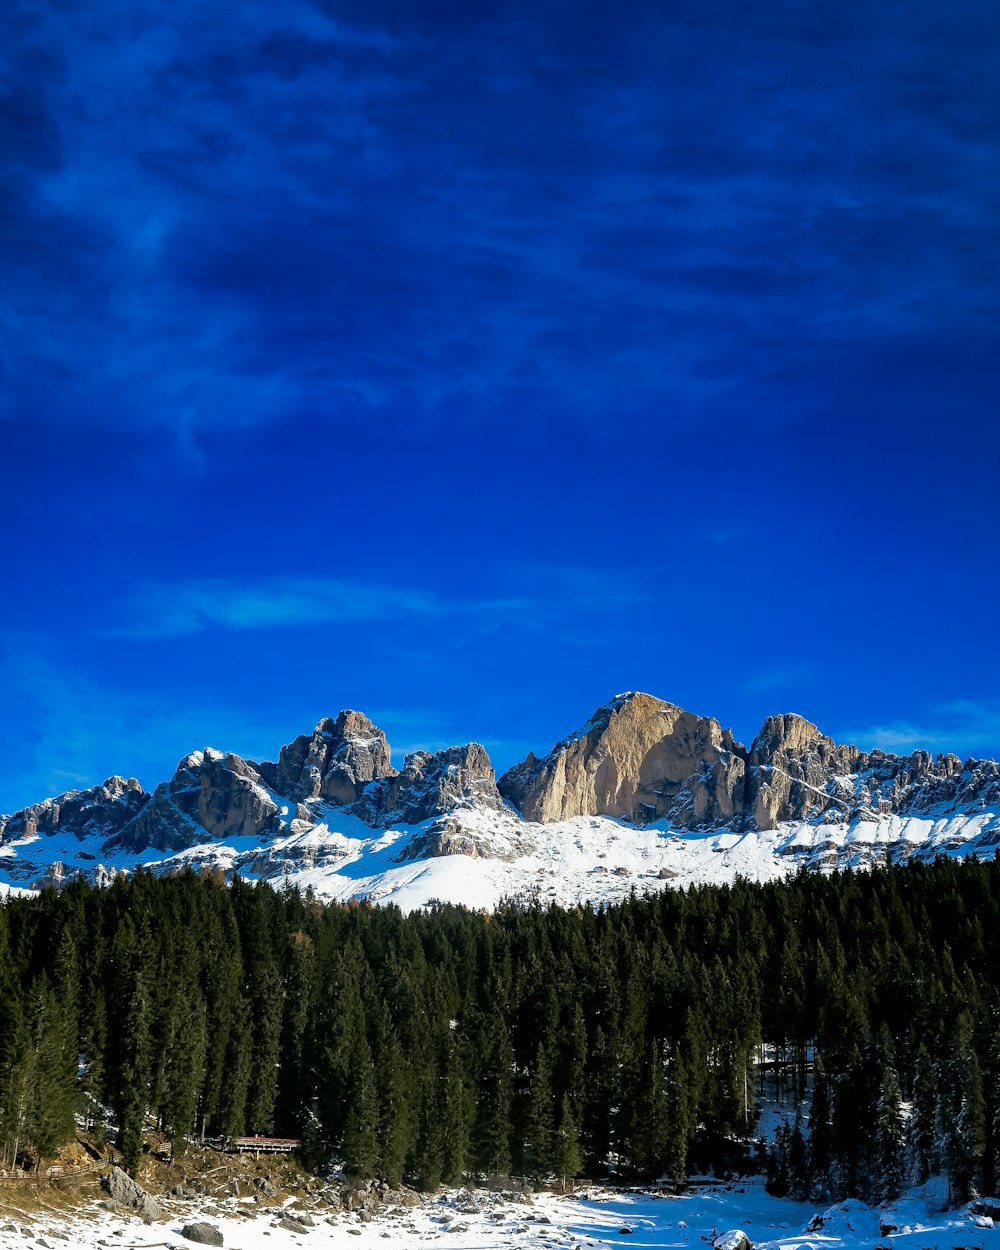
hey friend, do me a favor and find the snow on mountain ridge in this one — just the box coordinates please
[1,695,998,908]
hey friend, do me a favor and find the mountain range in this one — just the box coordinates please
[2,692,998,909]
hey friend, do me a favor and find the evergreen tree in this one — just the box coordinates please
[474,1006,513,1178]
[244,959,284,1135]
[106,920,152,1176]
[554,1091,583,1187]
[525,1040,555,1179]
[28,975,77,1157]
[909,1042,937,1184]
[873,1062,905,1202]
[342,1037,378,1179]
[663,1050,692,1189]
[938,1014,986,1203]
[808,1056,832,1194]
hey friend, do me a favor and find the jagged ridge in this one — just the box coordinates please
[1,693,998,904]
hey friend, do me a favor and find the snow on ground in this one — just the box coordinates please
[0,1178,995,1250]
[0,803,997,912]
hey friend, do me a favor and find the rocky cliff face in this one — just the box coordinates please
[109,716,501,853]
[743,712,1000,830]
[3,697,999,889]
[0,775,148,845]
[257,711,396,804]
[120,749,283,853]
[498,693,747,829]
[498,694,1000,833]
[358,742,504,825]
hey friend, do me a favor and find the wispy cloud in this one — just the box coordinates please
[841,700,1000,761]
[104,577,442,638]
[102,567,649,640]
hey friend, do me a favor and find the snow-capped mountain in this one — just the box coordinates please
[2,693,998,910]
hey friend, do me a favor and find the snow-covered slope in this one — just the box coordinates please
[0,1172,997,1250]
[1,797,998,912]
[2,694,998,911]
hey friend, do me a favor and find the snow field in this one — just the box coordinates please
[0,1179,995,1250]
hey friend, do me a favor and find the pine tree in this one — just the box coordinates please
[160,981,207,1158]
[244,958,284,1135]
[627,1038,668,1179]
[106,920,152,1176]
[663,1050,691,1189]
[439,1030,473,1185]
[909,1042,937,1184]
[525,1041,555,1179]
[342,1037,378,1179]
[808,1056,831,1194]
[28,975,77,1157]
[474,1006,513,1179]
[554,1092,583,1187]
[873,1062,905,1202]
[938,1014,986,1204]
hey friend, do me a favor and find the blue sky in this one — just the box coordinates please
[3,0,1000,811]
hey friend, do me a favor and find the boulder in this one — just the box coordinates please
[181,1223,224,1246]
[100,1166,163,1222]
[713,1232,752,1250]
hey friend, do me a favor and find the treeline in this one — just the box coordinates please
[1,859,999,1203]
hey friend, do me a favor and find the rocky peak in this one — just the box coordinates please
[357,742,504,826]
[498,692,747,828]
[118,748,281,853]
[260,710,396,804]
[0,775,148,845]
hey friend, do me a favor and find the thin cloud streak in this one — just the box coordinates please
[102,570,651,639]
[841,700,1000,760]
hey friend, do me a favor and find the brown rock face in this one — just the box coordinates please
[498,692,747,829]
[260,711,396,804]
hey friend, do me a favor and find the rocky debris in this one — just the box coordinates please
[276,1214,313,1232]
[258,712,396,805]
[181,1223,224,1246]
[101,1166,164,1221]
[117,749,281,852]
[499,693,747,829]
[358,743,504,826]
[0,776,148,846]
[255,1175,278,1197]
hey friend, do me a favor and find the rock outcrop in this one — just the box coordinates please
[0,775,148,846]
[498,693,747,829]
[359,743,504,825]
[258,712,395,804]
[119,749,281,852]
[500,697,1000,832]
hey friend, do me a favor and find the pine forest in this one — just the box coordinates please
[1,859,998,1206]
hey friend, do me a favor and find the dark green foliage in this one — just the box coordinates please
[0,858,998,1198]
